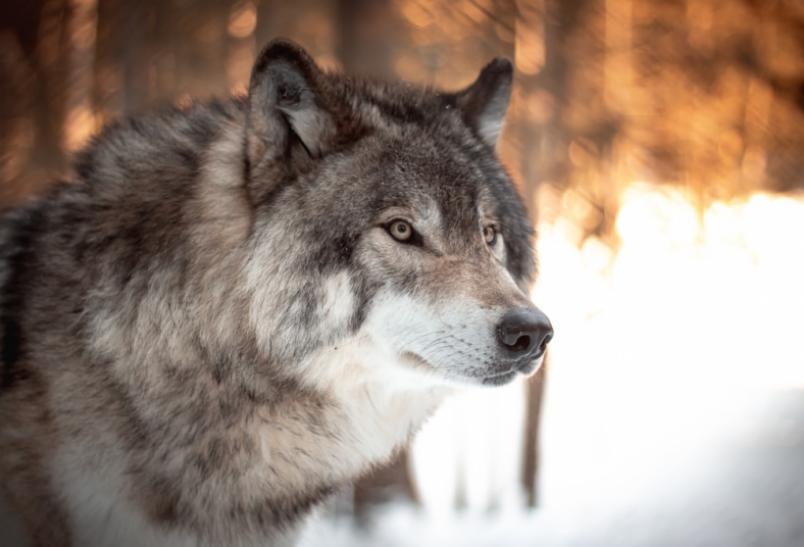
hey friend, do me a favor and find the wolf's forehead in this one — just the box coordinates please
[377,137,502,216]
[356,81,447,123]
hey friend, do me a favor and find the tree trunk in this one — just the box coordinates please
[521,356,547,507]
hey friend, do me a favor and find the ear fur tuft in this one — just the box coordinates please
[246,39,335,179]
[452,58,513,147]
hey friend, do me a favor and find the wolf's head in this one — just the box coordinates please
[244,40,552,388]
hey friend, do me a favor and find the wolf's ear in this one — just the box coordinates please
[246,40,335,174]
[452,58,513,147]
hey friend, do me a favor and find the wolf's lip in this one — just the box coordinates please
[483,356,542,382]
[485,369,512,377]
[480,370,519,386]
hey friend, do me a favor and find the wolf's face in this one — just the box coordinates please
[323,137,551,387]
[244,42,552,387]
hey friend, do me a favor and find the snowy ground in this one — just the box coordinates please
[300,390,804,547]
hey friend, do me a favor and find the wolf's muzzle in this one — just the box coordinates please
[496,308,553,370]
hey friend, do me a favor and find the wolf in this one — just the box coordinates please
[0,39,552,546]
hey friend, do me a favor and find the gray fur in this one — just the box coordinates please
[0,40,546,546]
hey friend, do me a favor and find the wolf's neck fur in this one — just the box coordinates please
[251,355,447,501]
[54,344,446,545]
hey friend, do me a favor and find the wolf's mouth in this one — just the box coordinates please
[480,369,520,386]
[401,349,543,386]
[480,354,544,385]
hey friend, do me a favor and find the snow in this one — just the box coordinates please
[300,391,804,546]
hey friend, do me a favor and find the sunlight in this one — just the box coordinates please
[537,183,804,508]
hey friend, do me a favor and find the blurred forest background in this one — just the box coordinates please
[1,1,804,545]
[2,0,802,213]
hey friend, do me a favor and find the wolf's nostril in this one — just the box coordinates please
[535,331,553,355]
[497,307,553,359]
[539,331,553,353]
[512,334,531,353]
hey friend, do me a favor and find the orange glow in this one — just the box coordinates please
[401,2,433,28]
[228,1,258,39]
[514,19,544,75]
[64,105,97,152]
[64,0,98,152]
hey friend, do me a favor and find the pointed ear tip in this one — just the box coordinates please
[253,38,314,72]
[261,38,306,55]
[485,57,514,78]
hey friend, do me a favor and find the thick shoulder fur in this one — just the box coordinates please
[74,99,246,194]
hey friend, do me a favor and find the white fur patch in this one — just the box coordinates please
[285,330,450,488]
[361,291,506,385]
[320,271,355,329]
[478,115,504,146]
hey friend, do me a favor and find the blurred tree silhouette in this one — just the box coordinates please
[2,0,802,211]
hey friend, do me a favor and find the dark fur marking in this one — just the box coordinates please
[348,273,379,333]
[1,206,45,389]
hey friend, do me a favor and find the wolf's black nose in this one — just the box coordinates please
[497,308,553,361]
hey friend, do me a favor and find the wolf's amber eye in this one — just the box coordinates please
[483,225,498,246]
[387,219,414,243]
